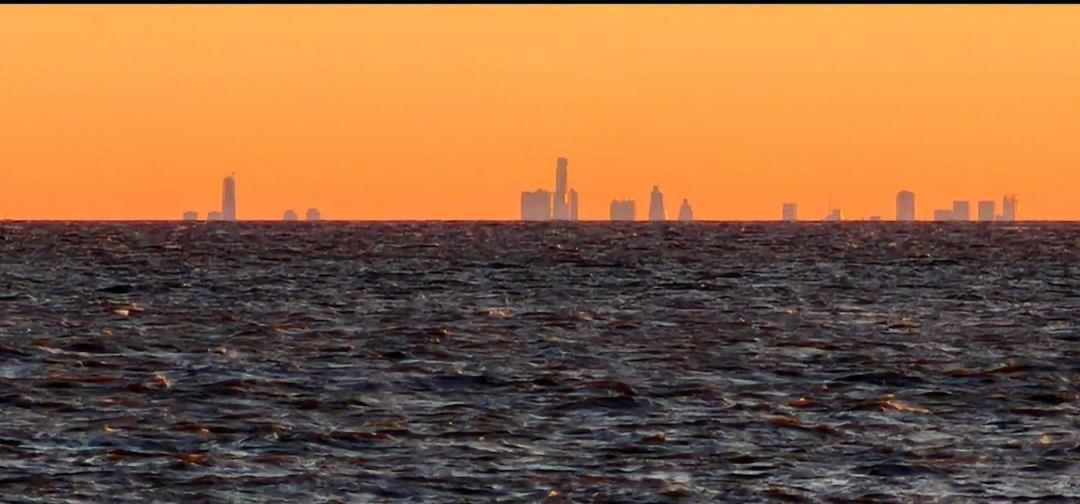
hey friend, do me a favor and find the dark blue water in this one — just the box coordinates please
[0,222,1077,502]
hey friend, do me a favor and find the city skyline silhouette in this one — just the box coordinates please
[177,163,1024,223]
[2,6,1078,220]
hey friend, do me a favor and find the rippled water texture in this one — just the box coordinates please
[0,222,1078,502]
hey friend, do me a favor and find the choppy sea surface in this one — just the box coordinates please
[0,221,1078,502]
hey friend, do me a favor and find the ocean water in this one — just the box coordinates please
[0,221,1077,502]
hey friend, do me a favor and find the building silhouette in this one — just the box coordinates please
[933,209,954,221]
[222,175,237,222]
[553,157,569,220]
[896,190,915,221]
[782,203,798,222]
[283,210,298,221]
[207,211,223,221]
[648,186,666,221]
[977,200,995,222]
[306,208,321,221]
[182,211,198,221]
[1002,194,1019,221]
[519,157,580,221]
[677,199,694,222]
[869,216,882,221]
[610,199,636,221]
[521,189,552,221]
[952,201,971,221]
[823,209,843,221]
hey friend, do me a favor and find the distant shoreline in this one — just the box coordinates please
[0,220,1076,224]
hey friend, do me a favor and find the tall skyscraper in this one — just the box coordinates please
[283,210,298,221]
[896,190,915,221]
[782,203,798,222]
[521,189,552,221]
[1002,194,1019,221]
[677,199,694,222]
[648,186,666,221]
[977,200,995,222]
[610,199,636,221]
[553,157,569,220]
[518,156,580,221]
[182,211,198,221]
[222,174,237,222]
[305,208,321,221]
[952,201,971,221]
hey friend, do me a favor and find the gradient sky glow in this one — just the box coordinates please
[2,5,1080,220]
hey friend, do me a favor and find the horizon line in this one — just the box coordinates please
[0,219,1074,224]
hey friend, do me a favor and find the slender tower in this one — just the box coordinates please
[648,186,666,221]
[553,157,569,220]
[896,190,915,221]
[569,189,579,221]
[222,174,237,222]
[1002,194,1019,221]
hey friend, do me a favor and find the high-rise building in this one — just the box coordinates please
[283,210,298,221]
[952,201,971,221]
[207,211,223,221]
[782,203,798,222]
[824,209,843,221]
[521,189,552,221]
[222,175,237,222]
[305,208,321,221]
[648,186,666,221]
[518,156,580,221]
[977,200,995,222]
[553,157,569,220]
[677,199,694,222]
[933,209,954,221]
[182,211,198,221]
[1002,194,1019,221]
[896,190,915,221]
[610,199,636,221]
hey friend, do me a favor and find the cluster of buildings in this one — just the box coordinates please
[609,186,693,222]
[520,157,694,222]
[521,157,580,221]
[636,185,693,222]
[781,202,844,222]
[283,208,322,221]
[780,190,1019,222]
[181,175,322,222]
[183,171,1022,223]
[931,195,1018,222]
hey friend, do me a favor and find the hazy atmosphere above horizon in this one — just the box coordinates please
[2,5,1079,220]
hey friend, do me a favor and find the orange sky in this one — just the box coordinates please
[2,5,1079,220]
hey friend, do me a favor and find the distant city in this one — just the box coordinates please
[521,157,696,222]
[181,174,321,222]
[779,191,1018,222]
[180,159,1018,222]
[522,157,1019,222]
